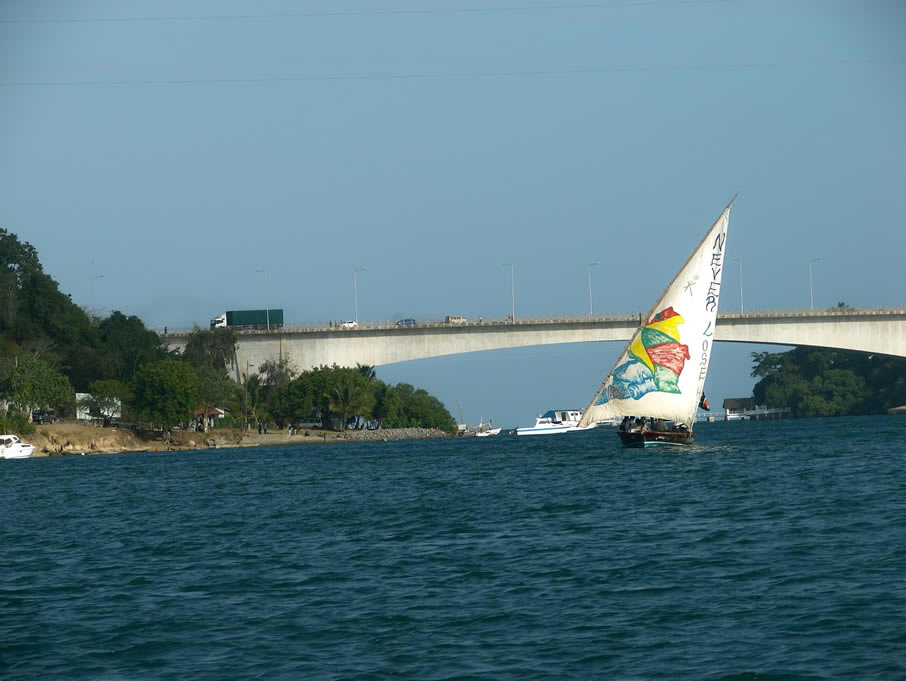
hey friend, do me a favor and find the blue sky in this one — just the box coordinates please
[2,0,904,428]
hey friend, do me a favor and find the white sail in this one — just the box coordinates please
[579,200,733,428]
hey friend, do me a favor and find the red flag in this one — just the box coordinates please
[699,394,710,411]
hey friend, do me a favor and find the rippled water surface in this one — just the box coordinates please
[3,416,906,680]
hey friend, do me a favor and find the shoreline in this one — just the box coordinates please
[18,423,453,457]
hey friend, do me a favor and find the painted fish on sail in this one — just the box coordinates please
[597,306,690,404]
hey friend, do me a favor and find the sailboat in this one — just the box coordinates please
[578,198,734,447]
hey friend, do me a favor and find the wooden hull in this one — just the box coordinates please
[618,429,694,448]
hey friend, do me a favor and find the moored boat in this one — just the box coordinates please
[516,409,597,436]
[475,418,502,437]
[578,198,735,447]
[1,434,35,459]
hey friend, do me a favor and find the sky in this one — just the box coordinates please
[2,0,904,428]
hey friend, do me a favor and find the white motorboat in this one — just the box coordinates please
[516,409,597,436]
[475,419,502,437]
[1,434,35,459]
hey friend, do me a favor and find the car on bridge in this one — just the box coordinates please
[340,320,358,328]
[445,315,468,325]
[396,318,416,327]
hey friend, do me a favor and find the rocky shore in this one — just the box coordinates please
[20,423,453,457]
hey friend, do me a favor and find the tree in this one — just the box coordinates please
[270,376,316,429]
[0,229,42,332]
[225,373,265,432]
[194,364,234,431]
[751,346,906,417]
[259,357,297,388]
[0,353,74,417]
[131,359,198,430]
[371,381,402,428]
[98,311,170,383]
[85,378,133,426]
[379,382,456,430]
[326,370,374,430]
[180,326,239,431]
[357,363,376,380]
[183,326,237,373]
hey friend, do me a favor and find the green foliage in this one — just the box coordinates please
[180,327,239,430]
[131,359,198,430]
[258,357,297,388]
[183,326,237,372]
[0,231,458,433]
[0,231,170,394]
[265,365,455,432]
[98,311,170,384]
[357,364,376,380]
[326,370,374,430]
[0,353,74,414]
[226,374,265,432]
[0,410,36,435]
[382,383,457,430]
[751,347,906,417]
[371,381,402,428]
[270,376,316,429]
[0,229,42,334]
[194,364,235,430]
[85,379,133,425]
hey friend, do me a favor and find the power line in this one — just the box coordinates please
[0,55,898,88]
[0,0,748,25]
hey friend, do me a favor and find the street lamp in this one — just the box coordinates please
[733,257,744,315]
[255,269,270,330]
[587,262,599,317]
[353,266,367,324]
[244,359,251,432]
[89,274,103,310]
[809,257,821,310]
[501,263,515,322]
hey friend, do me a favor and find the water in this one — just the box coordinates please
[2,416,905,680]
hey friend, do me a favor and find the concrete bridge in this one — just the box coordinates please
[163,309,906,380]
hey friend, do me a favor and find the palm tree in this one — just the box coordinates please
[327,375,373,430]
[356,363,376,381]
[226,373,263,431]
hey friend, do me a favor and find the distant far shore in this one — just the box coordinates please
[20,423,452,457]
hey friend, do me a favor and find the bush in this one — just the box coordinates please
[1,410,36,435]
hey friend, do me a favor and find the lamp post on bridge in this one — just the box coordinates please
[809,257,821,310]
[501,263,515,322]
[733,257,744,316]
[587,262,599,317]
[353,266,367,325]
[89,274,104,310]
[255,269,270,331]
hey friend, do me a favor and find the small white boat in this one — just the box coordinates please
[475,419,502,437]
[1,434,35,459]
[516,409,597,436]
[462,416,500,437]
